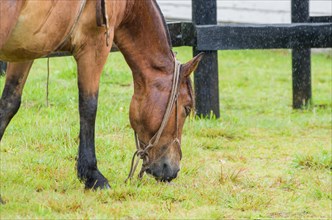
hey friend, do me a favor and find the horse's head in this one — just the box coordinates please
[129,53,204,182]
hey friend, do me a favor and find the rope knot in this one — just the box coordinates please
[137,149,149,161]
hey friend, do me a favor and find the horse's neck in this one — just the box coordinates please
[114,0,174,87]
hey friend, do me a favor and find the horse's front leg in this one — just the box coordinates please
[0,61,33,204]
[0,61,33,141]
[74,39,112,190]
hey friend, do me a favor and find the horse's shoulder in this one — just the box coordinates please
[0,0,25,49]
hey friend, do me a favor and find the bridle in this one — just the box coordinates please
[125,59,182,183]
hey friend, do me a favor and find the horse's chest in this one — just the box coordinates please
[0,0,84,61]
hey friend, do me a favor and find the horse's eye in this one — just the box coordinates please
[184,106,191,116]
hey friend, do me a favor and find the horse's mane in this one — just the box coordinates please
[152,0,173,50]
[152,2,195,111]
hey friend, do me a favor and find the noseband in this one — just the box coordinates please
[125,59,182,183]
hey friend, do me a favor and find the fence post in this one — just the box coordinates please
[192,0,220,118]
[0,61,7,75]
[291,0,311,108]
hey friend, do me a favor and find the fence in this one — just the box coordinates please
[169,0,331,117]
[157,1,331,24]
[1,0,331,117]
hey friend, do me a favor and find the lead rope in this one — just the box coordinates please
[46,58,50,107]
[125,60,182,183]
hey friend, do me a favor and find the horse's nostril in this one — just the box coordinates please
[146,168,152,174]
[163,163,168,169]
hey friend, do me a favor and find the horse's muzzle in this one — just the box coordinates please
[146,160,180,182]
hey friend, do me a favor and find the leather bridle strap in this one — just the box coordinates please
[125,60,182,183]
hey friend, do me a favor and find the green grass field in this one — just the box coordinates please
[0,47,331,218]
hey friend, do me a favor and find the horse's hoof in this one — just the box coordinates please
[84,170,110,190]
[100,182,111,190]
[85,180,110,190]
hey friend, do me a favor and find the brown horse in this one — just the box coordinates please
[0,0,203,194]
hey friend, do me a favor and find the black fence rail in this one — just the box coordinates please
[1,0,331,117]
[189,0,331,116]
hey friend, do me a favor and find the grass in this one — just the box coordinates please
[0,47,331,218]
[293,150,331,170]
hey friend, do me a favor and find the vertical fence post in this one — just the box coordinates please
[0,61,7,75]
[192,0,220,118]
[291,0,311,108]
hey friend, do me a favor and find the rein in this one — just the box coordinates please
[125,59,182,183]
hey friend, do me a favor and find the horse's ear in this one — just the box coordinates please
[181,52,204,77]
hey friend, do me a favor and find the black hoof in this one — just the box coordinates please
[84,170,110,190]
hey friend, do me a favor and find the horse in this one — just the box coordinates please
[0,0,203,198]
